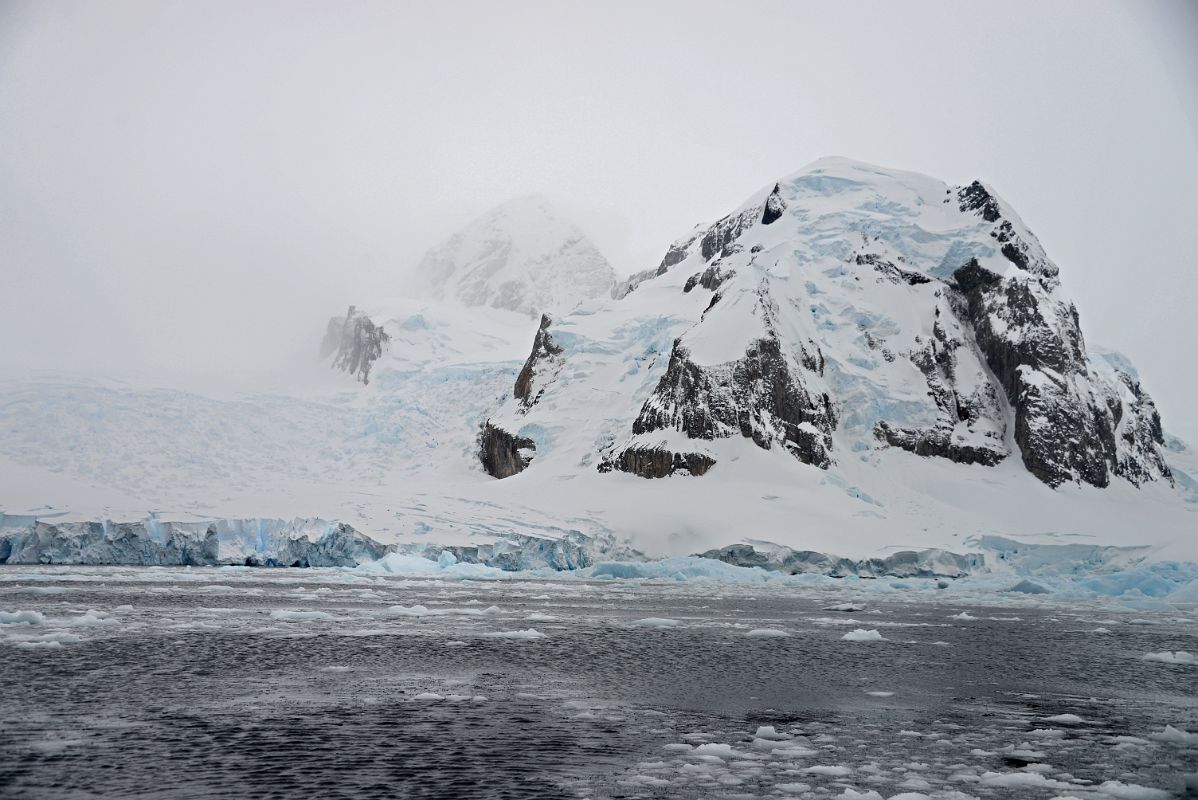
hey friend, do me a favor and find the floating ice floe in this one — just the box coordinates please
[484,628,545,639]
[1043,713,1087,725]
[842,628,886,642]
[632,617,681,628]
[804,765,853,777]
[745,628,789,638]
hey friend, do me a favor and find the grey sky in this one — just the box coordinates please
[1,0,1196,439]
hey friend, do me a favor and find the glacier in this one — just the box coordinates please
[2,514,1197,609]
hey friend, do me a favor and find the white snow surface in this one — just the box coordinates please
[416,194,617,317]
[2,158,1195,569]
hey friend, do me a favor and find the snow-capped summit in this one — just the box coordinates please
[483,157,1175,492]
[416,194,618,317]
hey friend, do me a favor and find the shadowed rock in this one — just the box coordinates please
[514,314,564,408]
[323,305,390,385]
[479,421,535,478]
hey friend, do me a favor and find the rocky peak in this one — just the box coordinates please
[477,157,1176,494]
[322,305,390,385]
[513,313,564,408]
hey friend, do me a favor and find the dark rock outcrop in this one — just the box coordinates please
[513,314,564,408]
[957,182,1058,279]
[683,265,736,294]
[324,305,389,385]
[952,258,1169,488]
[598,447,715,479]
[624,334,835,471]
[479,421,535,478]
[699,205,761,262]
[875,421,1005,466]
[875,306,1008,467]
[761,183,786,225]
[1105,365,1172,486]
[957,180,1001,223]
[856,253,931,286]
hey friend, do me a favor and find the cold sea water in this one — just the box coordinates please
[0,566,1195,799]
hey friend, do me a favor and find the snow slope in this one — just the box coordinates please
[416,195,617,317]
[1,159,1194,566]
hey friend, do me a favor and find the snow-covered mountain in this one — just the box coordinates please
[416,194,618,317]
[2,158,1195,568]
[484,158,1173,492]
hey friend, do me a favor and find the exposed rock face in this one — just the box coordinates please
[952,256,1169,488]
[609,330,835,476]
[0,520,390,567]
[1105,365,1171,485]
[874,297,1008,466]
[324,305,389,385]
[856,253,931,286]
[761,183,786,225]
[513,314,564,408]
[698,204,761,262]
[599,446,715,479]
[699,543,982,579]
[683,264,735,294]
[479,421,535,478]
[617,188,772,300]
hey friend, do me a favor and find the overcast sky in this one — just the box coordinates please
[1,0,1196,437]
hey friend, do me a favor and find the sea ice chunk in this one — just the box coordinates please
[842,629,886,642]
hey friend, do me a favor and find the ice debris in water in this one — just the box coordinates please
[745,628,789,638]
[632,617,681,628]
[842,628,886,642]
[1043,713,1087,724]
[483,628,545,639]
[753,725,790,741]
[269,610,333,622]
[1142,650,1196,665]
[1149,725,1198,744]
